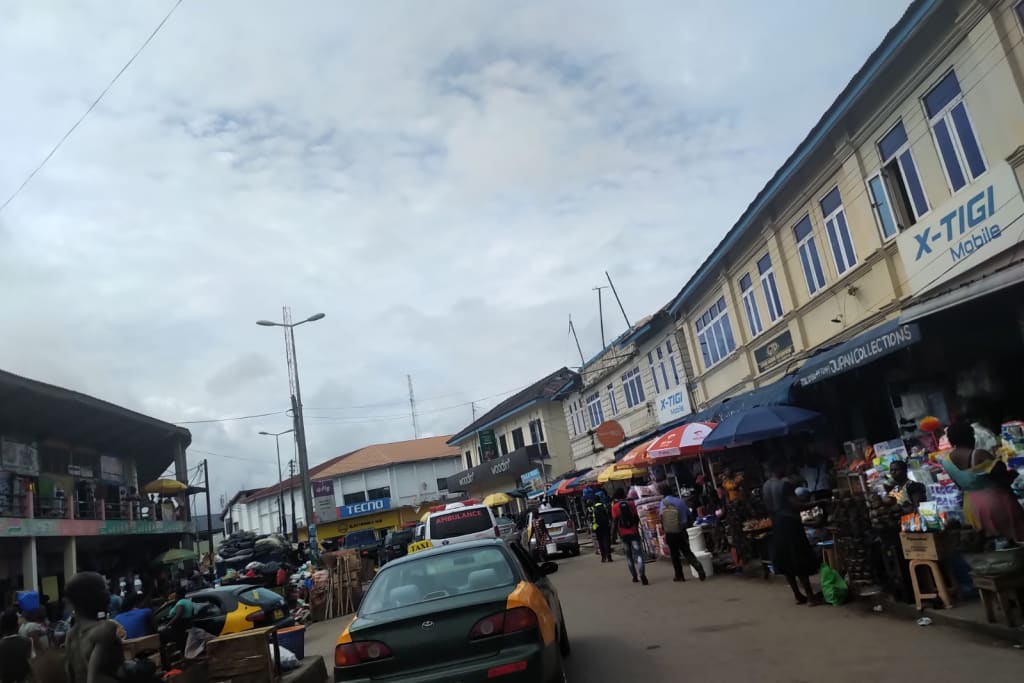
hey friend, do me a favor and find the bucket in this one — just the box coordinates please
[687,527,707,554]
[16,591,39,613]
[690,552,713,580]
[277,625,305,660]
[545,543,558,556]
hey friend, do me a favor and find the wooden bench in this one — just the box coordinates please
[972,573,1024,627]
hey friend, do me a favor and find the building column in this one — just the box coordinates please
[22,537,39,592]
[64,537,77,582]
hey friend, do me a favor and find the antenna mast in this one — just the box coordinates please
[606,271,631,328]
[593,285,608,348]
[407,374,420,439]
[568,316,585,366]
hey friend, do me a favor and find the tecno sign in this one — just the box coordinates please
[898,163,1024,296]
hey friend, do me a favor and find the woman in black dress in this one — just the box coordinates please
[763,459,819,605]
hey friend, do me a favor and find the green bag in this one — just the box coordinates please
[819,563,848,606]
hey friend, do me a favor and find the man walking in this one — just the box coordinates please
[659,483,706,582]
[611,488,647,584]
[591,497,613,562]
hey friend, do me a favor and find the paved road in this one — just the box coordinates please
[307,547,1022,681]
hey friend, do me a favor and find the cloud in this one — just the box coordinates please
[0,0,912,509]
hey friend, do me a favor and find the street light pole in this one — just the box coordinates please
[258,429,294,535]
[257,311,324,550]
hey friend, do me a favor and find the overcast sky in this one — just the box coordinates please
[0,1,911,509]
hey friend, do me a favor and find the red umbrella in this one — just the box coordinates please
[647,422,718,462]
[614,439,655,470]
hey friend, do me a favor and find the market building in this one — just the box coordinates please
[0,369,193,600]
[445,368,579,497]
[561,310,694,471]
[664,0,1024,443]
[234,436,462,542]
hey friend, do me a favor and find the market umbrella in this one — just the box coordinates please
[598,464,647,483]
[557,469,599,495]
[143,479,187,495]
[483,492,513,507]
[701,405,823,450]
[647,422,718,462]
[420,510,431,523]
[153,548,198,565]
[615,439,655,470]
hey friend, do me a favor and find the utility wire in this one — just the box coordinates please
[0,0,184,214]
[174,409,290,425]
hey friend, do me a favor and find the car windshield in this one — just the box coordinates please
[359,546,516,616]
[495,517,512,526]
[429,507,492,539]
[540,510,570,525]
[387,530,413,544]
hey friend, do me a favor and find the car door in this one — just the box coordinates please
[507,541,563,628]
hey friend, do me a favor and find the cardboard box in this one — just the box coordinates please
[899,532,953,561]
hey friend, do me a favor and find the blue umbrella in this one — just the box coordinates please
[701,405,823,450]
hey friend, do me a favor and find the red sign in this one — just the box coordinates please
[595,420,626,448]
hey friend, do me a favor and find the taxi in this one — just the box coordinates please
[154,585,292,636]
[334,539,570,682]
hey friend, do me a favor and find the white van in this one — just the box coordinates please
[425,502,499,547]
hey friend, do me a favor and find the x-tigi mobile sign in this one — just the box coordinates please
[897,163,1024,296]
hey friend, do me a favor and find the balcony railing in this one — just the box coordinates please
[7,494,176,523]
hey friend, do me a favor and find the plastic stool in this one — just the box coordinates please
[909,559,957,610]
[818,542,838,571]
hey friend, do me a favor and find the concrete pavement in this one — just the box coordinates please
[306,550,1023,681]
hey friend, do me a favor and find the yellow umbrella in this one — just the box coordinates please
[420,510,431,523]
[598,464,647,483]
[483,492,512,508]
[143,479,187,495]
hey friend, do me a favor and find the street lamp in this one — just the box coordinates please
[256,311,324,549]
[258,429,294,536]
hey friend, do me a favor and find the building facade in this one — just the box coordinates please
[562,312,693,470]
[0,370,193,599]
[446,368,580,497]
[666,0,1024,429]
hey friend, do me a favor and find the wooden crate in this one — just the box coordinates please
[207,627,275,682]
[899,532,953,561]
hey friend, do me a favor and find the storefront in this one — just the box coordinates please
[306,498,408,542]
[445,447,538,499]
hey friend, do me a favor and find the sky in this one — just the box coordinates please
[0,0,912,510]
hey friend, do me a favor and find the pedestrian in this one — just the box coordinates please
[611,488,647,585]
[658,483,705,582]
[531,513,552,562]
[162,593,195,656]
[763,459,819,606]
[591,497,613,562]
[18,607,49,657]
[64,571,124,683]
[0,608,32,683]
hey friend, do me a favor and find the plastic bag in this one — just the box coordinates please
[273,644,301,671]
[819,563,848,606]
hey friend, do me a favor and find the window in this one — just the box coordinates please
[758,254,784,323]
[528,418,545,444]
[793,215,826,295]
[498,434,509,455]
[820,187,857,276]
[464,451,472,469]
[569,399,586,437]
[925,70,986,192]
[648,340,682,393]
[343,491,366,505]
[739,273,763,337]
[511,427,525,450]
[694,297,737,369]
[436,477,448,491]
[621,367,646,408]
[367,486,391,501]
[586,391,605,427]
[606,384,619,416]
[870,121,929,239]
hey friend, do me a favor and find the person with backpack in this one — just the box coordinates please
[611,488,647,584]
[658,483,706,582]
[591,498,613,562]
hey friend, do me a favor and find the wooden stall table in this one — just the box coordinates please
[972,573,1024,627]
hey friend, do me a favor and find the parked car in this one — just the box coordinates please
[522,507,580,558]
[494,516,518,543]
[343,529,383,561]
[154,585,292,637]
[333,539,570,682]
[425,502,499,548]
[381,527,416,563]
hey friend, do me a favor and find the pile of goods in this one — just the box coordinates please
[218,532,292,586]
[742,518,772,533]
[830,491,876,589]
[866,494,901,530]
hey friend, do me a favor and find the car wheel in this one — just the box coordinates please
[559,618,572,657]
[548,653,568,683]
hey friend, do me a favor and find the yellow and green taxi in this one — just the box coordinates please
[334,539,570,682]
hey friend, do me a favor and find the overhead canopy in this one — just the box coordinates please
[647,422,717,462]
[795,318,920,387]
[702,405,823,450]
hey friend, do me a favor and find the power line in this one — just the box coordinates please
[189,447,274,464]
[0,0,184,214]
[174,409,289,425]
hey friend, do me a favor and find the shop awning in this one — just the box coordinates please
[794,318,920,387]
[900,258,1024,323]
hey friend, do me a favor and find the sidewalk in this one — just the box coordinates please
[866,593,1024,647]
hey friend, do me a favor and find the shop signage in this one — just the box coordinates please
[655,389,691,426]
[312,480,338,523]
[0,439,39,477]
[338,497,391,519]
[0,518,192,538]
[446,448,532,492]
[898,163,1024,296]
[477,429,499,461]
[595,420,625,448]
[99,455,124,483]
[753,330,795,374]
[520,468,542,492]
[797,321,920,386]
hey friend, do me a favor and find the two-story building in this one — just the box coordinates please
[562,311,695,470]
[0,369,193,600]
[446,368,580,498]
[667,0,1024,444]
[233,436,462,542]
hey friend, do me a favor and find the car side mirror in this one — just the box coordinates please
[538,561,558,576]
